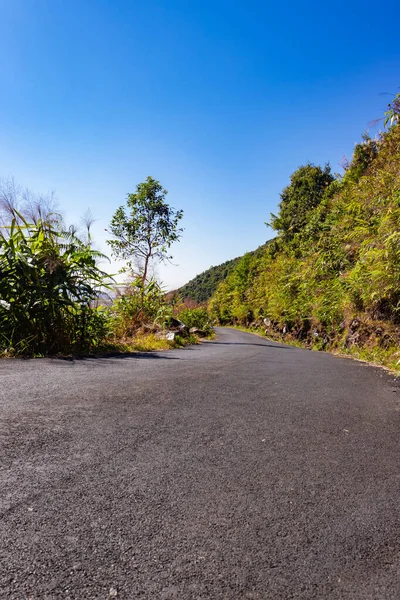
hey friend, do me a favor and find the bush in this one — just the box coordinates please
[175,307,213,334]
[109,278,172,338]
[0,215,111,355]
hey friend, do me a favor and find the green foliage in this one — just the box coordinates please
[178,244,268,304]
[178,257,241,303]
[384,93,400,128]
[0,215,111,355]
[109,278,171,338]
[108,279,214,341]
[209,121,400,367]
[107,176,183,282]
[175,307,213,334]
[268,164,334,240]
[0,178,198,357]
[341,134,378,184]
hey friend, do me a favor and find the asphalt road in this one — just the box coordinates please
[1,328,400,599]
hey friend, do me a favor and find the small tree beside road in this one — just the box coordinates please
[107,177,183,283]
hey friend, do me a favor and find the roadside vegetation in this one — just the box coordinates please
[209,95,400,371]
[0,177,213,357]
[3,96,399,365]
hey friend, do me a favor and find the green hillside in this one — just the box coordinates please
[209,101,400,370]
[179,245,267,303]
[178,256,241,303]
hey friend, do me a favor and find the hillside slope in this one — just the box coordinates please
[178,257,240,303]
[178,245,267,303]
[209,119,400,370]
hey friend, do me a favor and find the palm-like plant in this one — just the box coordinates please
[0,213,112,355]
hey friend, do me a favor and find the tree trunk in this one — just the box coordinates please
[142,254,149,285]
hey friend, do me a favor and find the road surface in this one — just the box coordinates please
[1,327,400,599]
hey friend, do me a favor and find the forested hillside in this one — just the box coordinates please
[178,257,240,303]
[179,246,267,303]
[209,101,400,369]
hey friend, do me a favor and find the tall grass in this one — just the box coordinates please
[0,179,212,356]
[0,213,111,355]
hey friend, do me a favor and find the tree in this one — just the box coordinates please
[107,177,183,283]
[341,134,378,184]
[268,163,334,240]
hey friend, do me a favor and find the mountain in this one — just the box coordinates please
[177,257,241,303]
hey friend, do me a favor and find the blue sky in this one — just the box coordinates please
[0,0,399,288]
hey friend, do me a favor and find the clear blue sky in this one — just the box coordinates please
[0,0,399,288]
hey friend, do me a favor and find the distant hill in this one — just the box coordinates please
[178,245,268,303]
[178,257,241,303]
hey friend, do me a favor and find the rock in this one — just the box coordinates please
[344,331,361,348]
[263,318,271,328]
[250,319,264,329]
[169,318,188,331]
[165,332,175,341]
[349,318,360,331]
[189,327,207,337]
[165,318,189,336]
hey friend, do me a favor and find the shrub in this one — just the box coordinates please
[109,278,172,338]
[175,307,213,334]
[0,215,111,355]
